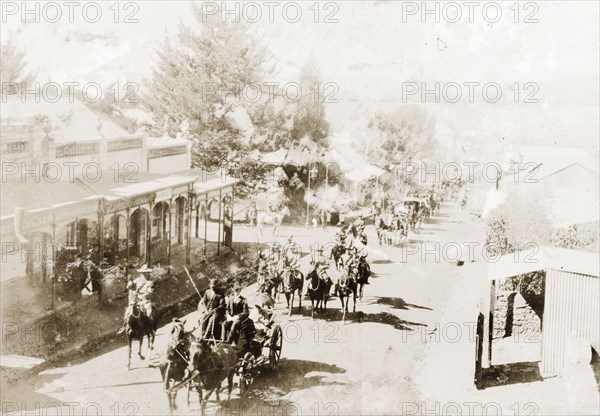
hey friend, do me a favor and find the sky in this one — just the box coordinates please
[1,1,599,149]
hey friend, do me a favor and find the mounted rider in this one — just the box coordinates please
[282,236,301,278]
[257,250,269,277]
[353,214,365,234]
[313,259,333,285]
[355,245,370,284]
[118,264,154,334]
[335,222,348,247]
[269,244,283,276]
[347,246,360,271]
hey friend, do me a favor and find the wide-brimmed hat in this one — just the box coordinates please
[137,264,152,273]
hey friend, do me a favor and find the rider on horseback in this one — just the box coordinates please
[347,247,360,272]
[313,260,333,287]
[118,264,154,334]
[335,223,348,246]
[269,245,282,276]
[356,246,370,284]
[282,236,300,278]
[257,250,268,273]
[353,214,365,233]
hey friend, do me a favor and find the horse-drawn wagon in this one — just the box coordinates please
[161,316,284,414]
[236,321,283,394]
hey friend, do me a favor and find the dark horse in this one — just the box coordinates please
[355,258,371,300]
[282,267,304,316]
[257,269,282,300]
[159,319,200,414]
[335,269,357,323]
[305,264,332,318]
[126,301,158,370]
[188,339,238,416]
[330,244,345,269]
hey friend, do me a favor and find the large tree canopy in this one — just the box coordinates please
[290,56,330,149]
[365,105,437,166]
[143,3,270,167]
[143,2,288,197]
[0,38,37,90]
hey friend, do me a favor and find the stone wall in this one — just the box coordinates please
[493,290,542,341]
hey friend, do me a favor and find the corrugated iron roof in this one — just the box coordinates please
[487,245,600,280]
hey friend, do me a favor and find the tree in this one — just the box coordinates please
[485,190,553,257]
[290,57,330,149]
[552,223,599,252]
[0,38,37,90]
[143,2,276,198]
[365,105,437,166]
[250,97,294,152]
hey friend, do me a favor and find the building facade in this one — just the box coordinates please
[1,96,236,286]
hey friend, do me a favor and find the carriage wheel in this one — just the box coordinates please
[239,372,249,396]
[269,325,283,369]
[239,353,255,396]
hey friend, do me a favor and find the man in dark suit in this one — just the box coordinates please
[224,282,249,344]
[198,278,226,340]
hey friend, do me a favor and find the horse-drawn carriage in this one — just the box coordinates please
[236,321,283,394]
[161,310,283,414]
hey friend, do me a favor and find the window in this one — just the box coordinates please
[2,141,29,154]
[55,142,99,158]
[108,138,143,152]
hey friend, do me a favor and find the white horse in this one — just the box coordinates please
[256,206,290,236]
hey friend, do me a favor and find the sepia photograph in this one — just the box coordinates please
[1,1,599,415]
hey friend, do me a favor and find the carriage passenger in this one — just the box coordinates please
[199,278,226,340]
[250,304,274,339]
[230,302,274,354]
[224,282,250,344]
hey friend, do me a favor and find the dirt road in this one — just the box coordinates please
[1,198,478,415]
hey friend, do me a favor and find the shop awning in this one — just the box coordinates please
[193,177,239,195]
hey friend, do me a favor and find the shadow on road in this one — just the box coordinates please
[374,297,432,311]
[291,303,360,322]
[194,359,347,415]
[355,311,426,331]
